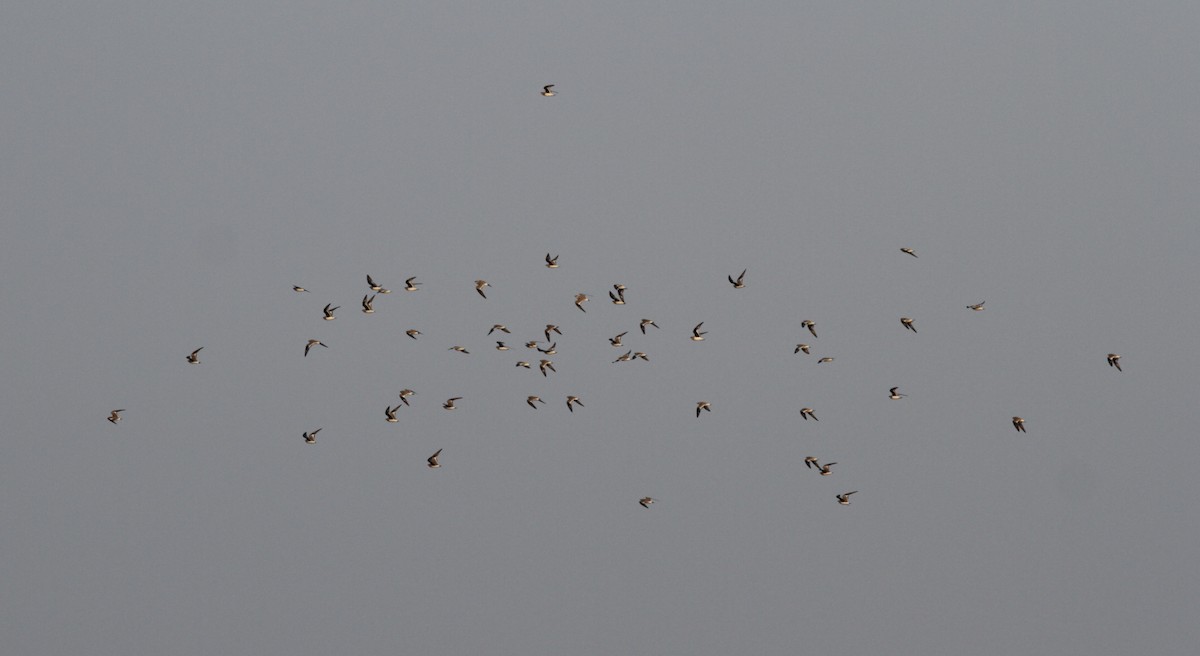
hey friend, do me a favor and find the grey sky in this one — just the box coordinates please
[2,2,1199,655]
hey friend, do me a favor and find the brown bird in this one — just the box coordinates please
[322,303,339,320]
[609,284,626,305]
[901,247,918,258]
[800,407,818,421]
[361,294,376,314]
[574,293,590,312]
[185,347,203,364]
[304,339,328,356]
[794,344,810,354]
[639,497,655,508]
[1012,416,1026,433]
[292,285,311,293]
[443,397,463,410]
[405,329,422,339]
[367,274,390,293]
[728,269,746,288]
[545,325,562,341]
[696,401,711,417]
[537,342,557,355]
[901,317,916,333]
[475,280,490,298]
[398,389,415,406]
[640,319,660,334]
[427,449,442,468]
[545,253,559,268]
[107,409,125,424]
[449,346,470,354]
[566,396,584,412]
[610,332,628,347]
[801,320,817,338]
[690,322,707,341]
[539,360,556,377]
[613,350,633,363]
[489,324,511,335]
[404,277,421,291]
[836,491,857,505]
[967,301,986,311]
[1107,354,1122,371]
[541,84,556,97]
[495,341,510,351]
[385,405,401,422]
[515,361,531,369]
[527,395,545,409]
[303,428,321,444]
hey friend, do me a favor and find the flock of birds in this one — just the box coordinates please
[104,86,1129,510]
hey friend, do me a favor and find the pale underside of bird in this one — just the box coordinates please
[527,395,545,408]
[837,491,858,505]
[367,274,390,293]
[427,449,442,468]
[816,462,837,476]
[901,247,918,258]
[108,409,125,423]
[539,360,556,377]
[574,293,589,312]
[489,324,511,335]
[691,322,707,341]
[545,253,559,268]
[800,407,818,421]
[406,329,422,339]
[967,301,986,311]
[794,344,810,354]
[545,325,562,341]
[525,341,540,350]
[496,341,509,351]
[609,284,626,304]
[303,428,322,444]
[542,84,556,96]
[817,357,835,363]
[901,317,917,333]
[322,303,339,320]
[385,405,401,422]
[639,497,655,508]
[449,346,469,354]
[443,397,462,410]
[696,401,711,417]
[1107,354,1122,371]
[1012,416,1026,433]
[361,294,375,313]
[610,332,627,347]
[186,347,203,364]
[889,387,907,399]
[633,351,649,361]
[804,456,820,469]
[613,350,633,363]
[640,319,659,334]
[399,389,415,405]
[404,277,421,291]
[566,396,583,412]
[728,269,746,288]
[304,339,327,356]
[515,361,531,368]
[475,280,490,298]
[537,342,556,355]
[801,320,817,338]
[293,285,310,293]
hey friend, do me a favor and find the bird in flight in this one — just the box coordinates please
[1012,416,1026,433]
[293,285,311,293]
[800,407,818,421]
[537,342,556,355]
[303,428,321,444]
[566,396,584,412]
[634,352,649,361]
[901,248,918,258]
[406,329,422,340]
[398,389,415,406]
[545,253,559,268]
[889,387,907,399]
[495,341,509,351]
[728,269,746,288]
[544,325,562,341]
[527,395,545,409]
[385,405,401,422]
[639,497,655,508]
[443,397,463,410]
[640,319,660,334]
[539,360,556,377]
[613,350,633,363]
[366,274,390,293]
[691,322,707,341]
[901,317,917,333]
[574,293,590,312]
[836,491,858,505]
[817,357,835,364]
[696,401,711,417]
[489,324,511,335]
[515,361,531,369]
[1107,353,1122,371]
[322,303,339,320]
[801,320,817,338]
[404,277,421,291]
[541,84,556,97]
[609,332,627,347]
[427,449,442,468]
[794,344,810,354]
[815,462,837,476]
[186,347,203,364]
[361,295,376,314]
[609,284,626,305]
[475,280,490,298]
[304,339,327,356]
[967,301,986,311]
[108,409,125,424]
[448,346,470,354]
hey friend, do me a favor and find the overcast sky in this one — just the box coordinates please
[2,2,1199,655]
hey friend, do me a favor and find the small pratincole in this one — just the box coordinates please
[545,324,562,341]
[639,497,655,508]
[293,285,311,293]
[303,428,321,444]
[837,491,858,505]
[495,341,509,351]
[186,347,203,364]
[967,301,986,311]
[527,395,545,409]
[640,319,660,334]
[489,324,511,335]
[574,293,590,312]
[366,274,390,293]
[1012,416,1026,433]
[901,317,917,333]
[404,277,421,291]
[545,253,559,268]
[566,396,584,412]
[443,397,463,410]
[613,350,633,363]
[800,407,818,421]
[795,344,810,354]
[609,284,626,305]
[304,339,327,356]
[385,405,401,422]
[691,322,707,341]
[1107,353,1122,371]
[108,409,125,424]
[398,389,415,406]
[609,332,627,347]
[427,449,442,468]
[539,360,556,377]
[448,346,470,354]
[801,320,817,338]
[405,329,422,340]
[475,280,490,298]
[889,387,907,399]
[901,248,918,258]
[322,303,339,320]
[696,401,711,417]
[728,269,746,288]
[361,295,376,314]
[515,361,531,369]
[541,84,556,97]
